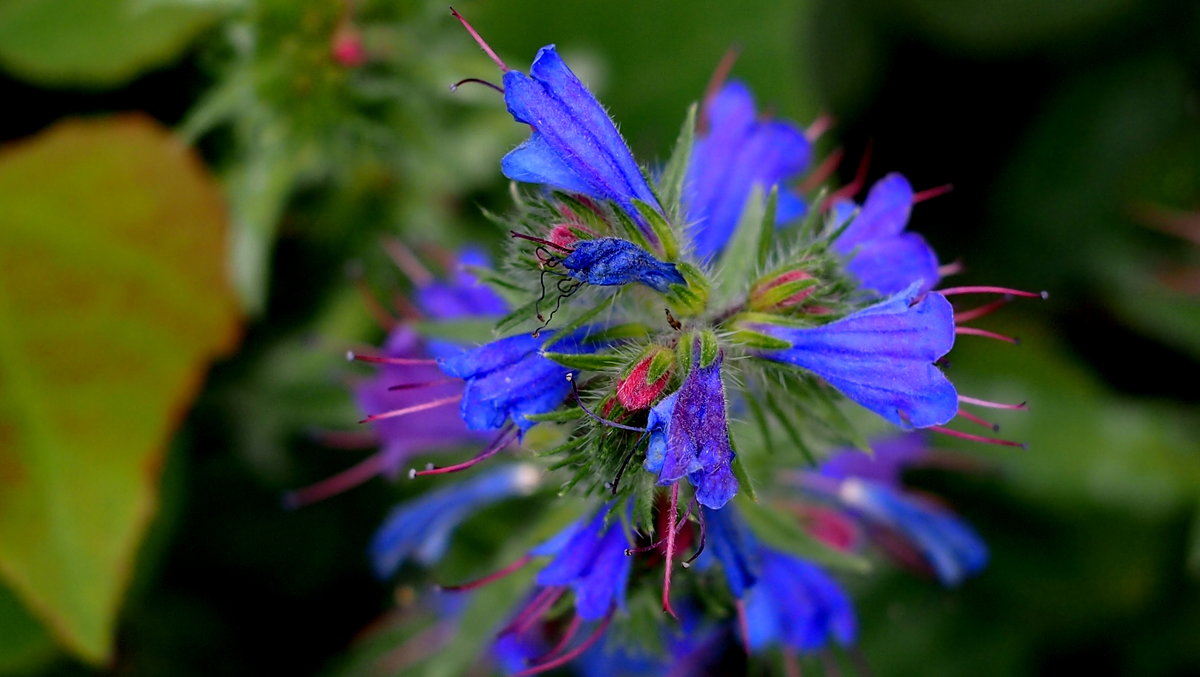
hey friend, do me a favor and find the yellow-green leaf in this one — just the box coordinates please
[0,116,241,664]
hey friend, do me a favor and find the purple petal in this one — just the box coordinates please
[833,172,914,254]
[845,232,941,296]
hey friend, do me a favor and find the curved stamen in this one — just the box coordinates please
[510,230,573,253]
[929,425,1026,448]
[823,140,874,209]
[501,586,564,637]
[567,374,650,433]
[512,611,612,677]
[939,285,1048,299]
[954,297,1011,324]
[698,47,741,134]
[956,326,1020,345]
[955,408,1000,432]
[438,554,533,591]
[386,378,456,391]
[959,394,1028,411]
[662,484,681,619]
[347,351,437,366]
[912,183,953,204]
[449,7,509,72]
[359,394,461,424]
[410,426,517,477]
[450,77,504,94]
[283,452,385,508]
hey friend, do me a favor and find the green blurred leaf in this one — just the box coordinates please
[0,116,241,663]
[737,495,871,573]
[0,583,56,675]
[0,0,224,88]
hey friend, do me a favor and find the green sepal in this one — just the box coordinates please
[749,276,820,312]
[729,442,758,504]
[645,346,675,383]
[665,261,711,318]
[611,199,657,253]
[714,185,775,301]
[411,317,499,344]
[524,407,585,423]
[658,102,697,223]
[697,329,720,368]
[727,326,793,351]
[541,352,624,371]
[634,199,680,261]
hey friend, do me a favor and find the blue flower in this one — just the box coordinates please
[700,506,759,598]
[531,505,633,620]
[818,432,931,487]
[839,478,987,586]
[747,284,958,429]
[502,46,661,229]
[831,173,941,297]
[562,237,685,292]
[438,328,599,432]
[370,464,541,577]
[743,548,857,652]
[415,246,509,320]
[684,81,811,260]
[644,347,739,509]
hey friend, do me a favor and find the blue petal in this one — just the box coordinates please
[502,46,659,220]
[834,173,914,254]
[438,332,545,380]
[370,465,534,577]
[684,81,811,260]
[745,550,856,651]
[701,507,759,598]
[415,247,508,320]
[843,480,988,586]
[846,232,940,297]
[536,506,631,620]
[750,286,958,429]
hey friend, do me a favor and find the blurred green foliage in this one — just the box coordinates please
[0,0,1196,674]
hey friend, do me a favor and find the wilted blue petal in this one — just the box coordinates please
[502,46,660,223]
[684,81,811,260]
[370,464,539,577]
[644,350,739,509]
[562,237,685,292]
[840,478,988,586]
[749,285,957,429]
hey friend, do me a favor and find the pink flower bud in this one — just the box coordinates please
[616,352,671,410]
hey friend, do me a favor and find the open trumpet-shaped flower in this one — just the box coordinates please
[499,45,661,233]
[531,505,634,621]
[831,173,941,297]
[438,328,599,432]
[747,284,958,429]
[684,81,811,260]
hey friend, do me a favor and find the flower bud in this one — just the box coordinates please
[616,347,673,410]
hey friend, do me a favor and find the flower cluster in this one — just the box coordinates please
[296,10,1044,676]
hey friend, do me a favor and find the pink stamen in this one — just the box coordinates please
[347,351,438,366]
[806,113,834,142]
[349,267,398,330]
[358,394,461,424]
[939,285,1049,299]
[784,650,802,677]
[956,326,1020,345]
[532,614,582,663]
[411,427,517,476]
[735,599,751,654]
[662,484,680,619]
[958,394,1028,411]
[510,230,573,252]
[912,183,954,204]
[955,408,1000,432]
[387,378,456,391]
[938,260,965,277]
[698,47,741,133]
[382,238,434,285]
[449,7,509,72]
[954,297,1011,324]
[512,612,612,677]
[799,147,844,192]
[502,586,565,637]
[929,425,1026,448]
[306,428,377,449]
[438,554,532,591]
[283,452,385,508]
[823,140,874,209]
